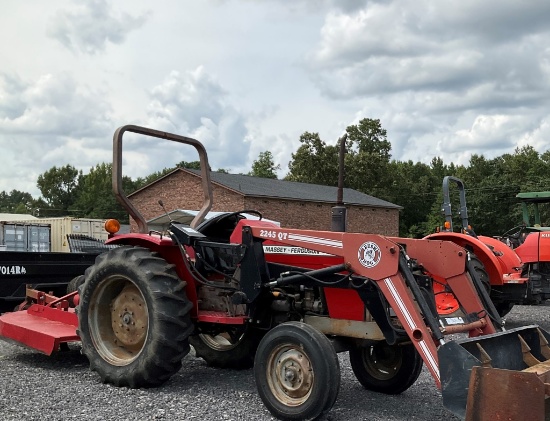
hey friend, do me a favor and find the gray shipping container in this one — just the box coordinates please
[0,223,51,252]
[6,217,107,252]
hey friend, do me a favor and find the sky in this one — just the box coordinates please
[2,0,550,198]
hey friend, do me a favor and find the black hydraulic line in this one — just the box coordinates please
[267,264,348,288]
[398,251,445,342]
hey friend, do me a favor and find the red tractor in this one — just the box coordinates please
[499,191,550,303]
[2,126,550,420]
[426,176,550,317]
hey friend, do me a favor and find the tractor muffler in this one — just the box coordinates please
[439,325,550,420]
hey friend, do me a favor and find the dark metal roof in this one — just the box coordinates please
[186,169,401,209]
[516,191,550,203]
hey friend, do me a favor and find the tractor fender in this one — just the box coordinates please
[477,235,523,273]
[425,232,520,287]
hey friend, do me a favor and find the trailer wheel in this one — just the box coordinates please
[349,342,423,395]
[254,322,340,420]
[67,275,85,294]
[77,246,193,388]
[66,275,85,307]
[190,326,263,369]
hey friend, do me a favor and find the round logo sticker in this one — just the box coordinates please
[358,241,382,268]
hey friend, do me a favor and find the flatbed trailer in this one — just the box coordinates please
[0,251,99,313]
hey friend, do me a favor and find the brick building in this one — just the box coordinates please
[128,168,402,235]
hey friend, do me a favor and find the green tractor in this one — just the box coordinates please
[502,191,550,248]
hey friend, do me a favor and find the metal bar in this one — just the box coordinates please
[442,176,470,231]
[441,319,487,335]
[303,315,385,340]
[112,125,213,233]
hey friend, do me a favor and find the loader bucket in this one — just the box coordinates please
[439,325,550,420]
[0,304,79,355]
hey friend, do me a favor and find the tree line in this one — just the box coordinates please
[3,118,550,238]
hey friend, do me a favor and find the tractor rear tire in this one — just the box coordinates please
[468,254,512,317]
[190,326,263,369]
[469,254,491,295]
[254,322,340,420]
[349,342,423,395]
[77,246,193,388]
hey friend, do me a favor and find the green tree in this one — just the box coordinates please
[36,165,81,216]
[385,160,441,237]
[345,119,393,198]
[74,163,131,220]
[0,190,34,213]
[286,132,339,185]
[249,151,280,179]
[176,160,202,170]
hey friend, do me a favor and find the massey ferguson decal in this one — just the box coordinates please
[358,241,382,268]
[263,245,331,256]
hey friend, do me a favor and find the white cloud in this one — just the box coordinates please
[47,0,148,54]
[0,72,113,195]
[302,0,550,167]
[115,67,251,178]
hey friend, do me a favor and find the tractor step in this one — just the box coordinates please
[0,305,78,355]
[197,310,247,324]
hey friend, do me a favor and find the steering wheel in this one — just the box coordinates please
[499,225,526,248]
[501,225,525,240]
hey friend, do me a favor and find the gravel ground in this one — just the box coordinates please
[1,304,550,421]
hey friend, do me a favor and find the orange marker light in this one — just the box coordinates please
[104,219,121,234]
[444,221,451,230]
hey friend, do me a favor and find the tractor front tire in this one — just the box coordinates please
[77,246,193,388]
[254,322,340,420]
[349,342,423,395]
[190,326,263,369]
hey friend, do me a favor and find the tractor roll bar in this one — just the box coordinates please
[442,176,469,231]
[112,125,213,233]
